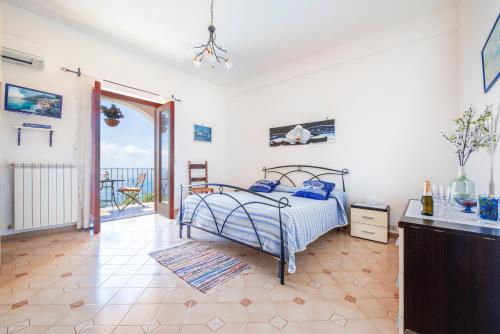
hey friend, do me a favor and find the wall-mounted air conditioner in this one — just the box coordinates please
[2,47,44,70]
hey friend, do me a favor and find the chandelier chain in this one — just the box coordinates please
[210,0,214,26]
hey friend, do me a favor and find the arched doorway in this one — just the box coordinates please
[90,82,174,233]
[99,99,155,221]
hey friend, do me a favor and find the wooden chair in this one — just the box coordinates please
[117,172,147,211]
[188,161,213,194]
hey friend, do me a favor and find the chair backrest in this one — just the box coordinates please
[136,173,147,190]
[188,161,208,188]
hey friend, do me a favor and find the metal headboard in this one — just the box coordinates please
[262,164,349,192]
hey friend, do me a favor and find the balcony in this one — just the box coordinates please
[100,167,155,221]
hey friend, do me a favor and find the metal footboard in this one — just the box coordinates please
[179,183,290,285]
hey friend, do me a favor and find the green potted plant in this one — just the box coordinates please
[101,104,124,127]
[442,106,495,206]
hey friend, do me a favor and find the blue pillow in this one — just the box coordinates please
[293,180,335,200]
[249,179,280,193]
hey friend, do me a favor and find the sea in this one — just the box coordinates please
[7,97,35,112]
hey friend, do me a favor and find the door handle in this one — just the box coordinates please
[361,216,375,220]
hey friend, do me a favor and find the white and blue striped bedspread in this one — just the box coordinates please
[179,190,348,273]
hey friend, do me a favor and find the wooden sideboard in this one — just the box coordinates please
[398,200,500,334]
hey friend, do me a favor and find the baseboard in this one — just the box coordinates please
[1,224,77,242]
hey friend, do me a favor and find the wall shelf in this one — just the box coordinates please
[14,126,54,147]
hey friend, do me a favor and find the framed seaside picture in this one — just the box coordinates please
[269,119,335,147]
[194,124,212,143]
[482,13,500,93]
[4,84,63,118]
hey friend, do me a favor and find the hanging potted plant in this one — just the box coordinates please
[101,104,124,127]
[442,106,495,206]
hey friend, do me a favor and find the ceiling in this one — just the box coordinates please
[3,0,456,86]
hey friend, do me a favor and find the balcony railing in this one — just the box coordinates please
[100,168,155,208]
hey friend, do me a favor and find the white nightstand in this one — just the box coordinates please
[350,202,390,243]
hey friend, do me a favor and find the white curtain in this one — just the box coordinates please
[75,74,99,229]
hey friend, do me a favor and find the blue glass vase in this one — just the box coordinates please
[450,166,475,206]
[478,195,499,221]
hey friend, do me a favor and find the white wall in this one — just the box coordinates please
[225,6,460,229]
[0,3,228,235]
[459,0,500,194]
[3,2,493,236]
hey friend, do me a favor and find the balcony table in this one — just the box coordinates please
[100,178,125,210]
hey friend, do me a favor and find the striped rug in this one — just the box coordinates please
[150,241,253,293]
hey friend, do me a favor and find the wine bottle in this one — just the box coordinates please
[421,180,434,216]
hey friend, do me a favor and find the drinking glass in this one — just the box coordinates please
[432,185,438,199]
[432,185,440,215]
[442,186,451,217]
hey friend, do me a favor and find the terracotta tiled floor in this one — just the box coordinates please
[0,215,399,334]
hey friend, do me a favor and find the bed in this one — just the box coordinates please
[178,165,349,285]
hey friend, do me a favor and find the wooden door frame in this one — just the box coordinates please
[91,82,174,233]
[91,81,101,234]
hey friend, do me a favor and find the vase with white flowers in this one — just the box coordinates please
[442,107,495,206]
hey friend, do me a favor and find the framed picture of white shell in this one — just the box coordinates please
[269,119,335,147]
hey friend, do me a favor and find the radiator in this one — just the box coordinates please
[13,163,78,231]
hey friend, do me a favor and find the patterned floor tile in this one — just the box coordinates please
[10,301,28,310]
[330,313,348,327]
[74,319,94,334]
[261,282,275,291]
[206,317,224,332]
[269,315,288,330]
[344,295,357,303]
[7,319,30,333]
[141,319,160,333]
[0,214,398,334]
[308,281,321,289]
[239,298,252,307]
[292,297,305,305]
[183,299,197,309]
[69,301,84,310]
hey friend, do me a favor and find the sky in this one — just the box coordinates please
[100,100,154,168]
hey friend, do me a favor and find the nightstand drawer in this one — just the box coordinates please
[351,208,387,227]
[351,222,388,243]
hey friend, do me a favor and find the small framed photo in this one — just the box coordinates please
[482,13,500,93]
[194,124,212,143]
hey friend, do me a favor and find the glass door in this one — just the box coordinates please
[154,101,175,218]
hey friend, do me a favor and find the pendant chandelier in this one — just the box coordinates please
[193,0,232,69]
